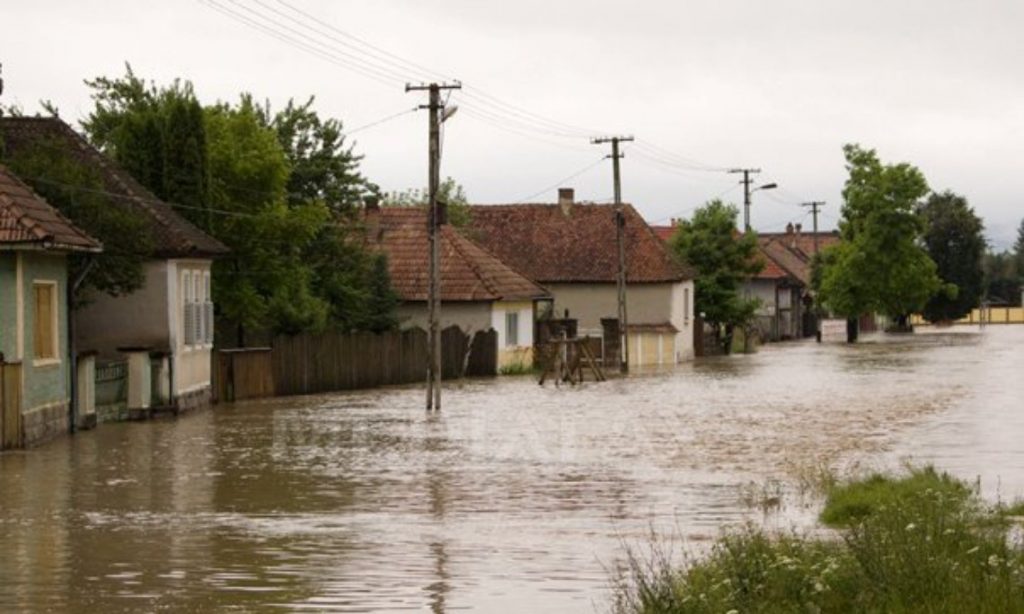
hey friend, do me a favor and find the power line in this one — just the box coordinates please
[515,157,607,202]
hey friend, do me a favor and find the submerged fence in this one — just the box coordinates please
[216,326,498,400]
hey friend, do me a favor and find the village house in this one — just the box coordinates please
[0,165,101,449]
[746,224,841,340]
[368,204,551,369]
[466,189,697,366]
[0,117,229,413]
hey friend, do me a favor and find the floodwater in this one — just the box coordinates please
[1,327,1022,612]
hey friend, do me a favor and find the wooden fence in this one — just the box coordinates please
[214,348,275,403]
[1,361,23,450]
[214,326,498,400]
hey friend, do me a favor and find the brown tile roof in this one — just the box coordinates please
[757,237,810,283]
[0,165,101,252]
[650,224,677,243]
[466,204,694,284]
[753,241,792,281]
[758,230,840,260]
[369,207,549,303]
[0,117,228,259]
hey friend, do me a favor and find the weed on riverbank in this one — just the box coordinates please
[613,467,1024,613]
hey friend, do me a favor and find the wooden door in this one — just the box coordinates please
[1,362,24,450]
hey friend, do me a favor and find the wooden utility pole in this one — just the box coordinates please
[592,135,634,373]
[729,168,760,233]
[801,201,825,254]
[407,81,461,410]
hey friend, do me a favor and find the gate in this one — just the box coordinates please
[1,361,24,450]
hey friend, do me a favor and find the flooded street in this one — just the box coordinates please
[1,327,1022,612]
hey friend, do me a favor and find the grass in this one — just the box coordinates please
[613,466,1024,614]
[498,360,535,376]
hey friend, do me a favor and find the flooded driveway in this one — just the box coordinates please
[1,327,1022,612]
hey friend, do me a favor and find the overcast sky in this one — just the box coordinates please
[3,1,1022,247]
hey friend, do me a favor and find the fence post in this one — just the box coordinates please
[120,347,152,420]
[76,351,97,430]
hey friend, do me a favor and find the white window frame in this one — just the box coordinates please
[505,311,519,347]
[683,287,691,324]
[183,270,195,348]
[31,280,60,366]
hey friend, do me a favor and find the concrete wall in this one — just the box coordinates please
[397,301,493,334]
[76,260,171,359]
[545,281,695,362]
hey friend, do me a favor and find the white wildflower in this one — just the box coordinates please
[905,523,916,531]
[967,546,980,555]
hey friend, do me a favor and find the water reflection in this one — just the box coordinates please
[1,327,1021,612]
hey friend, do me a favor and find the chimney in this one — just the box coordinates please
[785,222,794,235]
[558,187,574,216]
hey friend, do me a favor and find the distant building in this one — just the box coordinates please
[746,224,841,340]
[466,189,697,365]
[366,204,550,369]
[0,117,229,412]
[1,164,101,448]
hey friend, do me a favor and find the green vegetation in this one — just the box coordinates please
[385,177,471,227]
[498,360,535,376]
[817,145,942,336]
[919,191,986,322]
[1,132,153,299]
[614,467,1024,614]
[819,466,971,527]
[669,199,763,354]
[80,65,397,341]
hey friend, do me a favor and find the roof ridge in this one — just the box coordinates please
[442,226,499,300]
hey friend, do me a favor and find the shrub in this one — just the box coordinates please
[613,467,1024,614]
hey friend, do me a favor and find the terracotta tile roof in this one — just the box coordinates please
[0,117,228,259]
[753,242,791,280]
[758,230,840,260]
[650,224,676,243]
[466,204,694,284]
[369,207,549,303]
[756,234,837,286]
[0,164,101,252]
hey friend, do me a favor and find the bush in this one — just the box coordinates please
[613,467,1024,614]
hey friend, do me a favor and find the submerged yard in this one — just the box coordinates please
[0,327,1021,612]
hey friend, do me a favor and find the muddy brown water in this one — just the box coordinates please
[1,327,1022,612]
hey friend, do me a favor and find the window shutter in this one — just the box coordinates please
[205,301,215,344]
[184,303,195,346]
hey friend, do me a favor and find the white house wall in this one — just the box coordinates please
[169,259,213,397]
[396,302,493,334]
[544,281,694,362]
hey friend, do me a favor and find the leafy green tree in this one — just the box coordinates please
[984,250,1020,306]
[918,191,984,322]
[1015,219,1024,283]
[264,96,375,213]
[385,177,470,226]
[1,133,152,299]
[818,145,941,335]
[669,199,763,353]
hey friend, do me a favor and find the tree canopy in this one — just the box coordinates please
[817,145,941,322]
[669,199,763,349]
[918,191,985,322]
[79,66,399,341]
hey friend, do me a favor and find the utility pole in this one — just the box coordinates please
[728,168,760,233]
[801,201,826,255]
[592,135,634,374]
[407,81,461,410]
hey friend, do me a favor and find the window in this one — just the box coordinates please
[182,268,214,348]
[505,311,519,347]
[32,282,58,362]
[683,288,691,323]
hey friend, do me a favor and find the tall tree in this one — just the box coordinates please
[384,177,470,226]
[818,145,941,336]
[984,250,1021,306]
[1015,218,1024,283]
[919,191,985,322]
[1,133,153,298]
[669,200,763,353]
